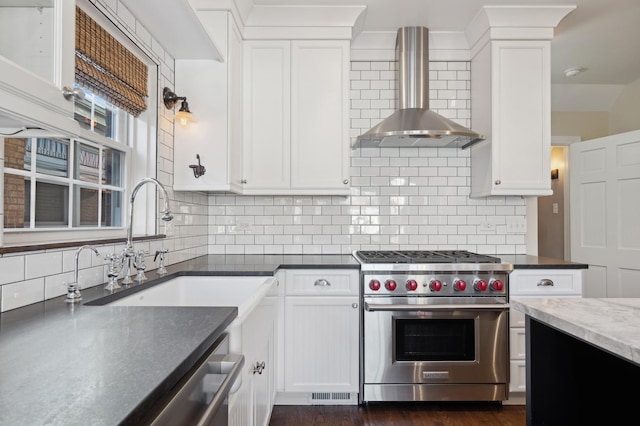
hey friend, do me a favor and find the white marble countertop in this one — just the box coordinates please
[510,297,640,367]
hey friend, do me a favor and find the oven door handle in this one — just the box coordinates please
[364,302,509,312]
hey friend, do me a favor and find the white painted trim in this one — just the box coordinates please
[466,5,576,51]
[526,197,538,255]
[551,136,581,146]
[243,26,353,40]
[244,5,366,28]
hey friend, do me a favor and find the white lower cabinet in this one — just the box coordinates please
[276,269,360,405]
[508,268,583,402]
[228,282,278,426]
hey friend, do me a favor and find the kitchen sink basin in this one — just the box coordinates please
[105,276,276,318]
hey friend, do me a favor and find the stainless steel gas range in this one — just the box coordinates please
[353,250,514,403]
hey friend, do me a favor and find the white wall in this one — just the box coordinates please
[207,60,528,255]
[0,0,208,312]
[609,76,640,134]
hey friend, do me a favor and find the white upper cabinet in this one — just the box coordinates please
[0,0,76,126]
[470,40,552,197]
[173,11,244,192]
[466,6,575,198]
[242,39,351,195]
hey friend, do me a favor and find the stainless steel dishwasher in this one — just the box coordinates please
[151,333,244,426]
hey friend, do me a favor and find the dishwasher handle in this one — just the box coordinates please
[364,302,509,312]
[151,352,244,426]
[197,353,244,426]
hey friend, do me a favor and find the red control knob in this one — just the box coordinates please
[429,279,443,292]
[406,279,418,291]
[369,279,381,291]
[490,279,504,292]
[454,279,467,291]
[474,279,488,292]
[385,279,397,291]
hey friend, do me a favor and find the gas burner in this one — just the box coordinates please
[355,250,501,264]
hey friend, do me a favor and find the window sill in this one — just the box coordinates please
[0,234,166,255]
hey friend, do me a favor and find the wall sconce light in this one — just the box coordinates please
[163,87,195,126]
[551,168,559,180]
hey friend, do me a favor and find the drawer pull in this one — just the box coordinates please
[314,279,331,287]
[537,279,554,287]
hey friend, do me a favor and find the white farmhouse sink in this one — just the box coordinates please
[107,276,276,318]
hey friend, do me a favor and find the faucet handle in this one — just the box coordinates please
[104,253,122,291]
[154,248,169,275]
[133,250,148,282]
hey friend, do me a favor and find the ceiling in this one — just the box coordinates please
[254,0,640,110]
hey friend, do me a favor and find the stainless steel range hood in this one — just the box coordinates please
[355,27,484,149]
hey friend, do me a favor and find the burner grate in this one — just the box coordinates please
[355,250,501,264]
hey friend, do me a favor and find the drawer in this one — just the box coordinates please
[509,327,526,360]
[509,360,527,393]
[284,269,359,296]
[509,309,526,328]
[509,269,583,297]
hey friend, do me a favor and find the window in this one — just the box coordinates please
[1,1,159,246]
[3,137,125,230]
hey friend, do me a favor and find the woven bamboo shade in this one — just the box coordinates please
[75,7,148,116]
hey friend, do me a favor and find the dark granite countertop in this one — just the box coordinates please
[0,253,359,425]
[498,254,588,269]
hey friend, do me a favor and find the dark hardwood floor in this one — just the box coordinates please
[270,402,526,426]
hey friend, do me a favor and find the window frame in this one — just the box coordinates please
[1,0,161,247]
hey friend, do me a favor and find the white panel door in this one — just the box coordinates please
[570,130,640,297]
[290,40,349,190]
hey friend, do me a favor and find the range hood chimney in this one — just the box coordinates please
[355,27,484,149]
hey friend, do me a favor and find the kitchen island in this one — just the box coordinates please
[510,297,640,425]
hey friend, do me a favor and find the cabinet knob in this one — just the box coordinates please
[314,279,331,287]
[352,303,358,309]
[240,179,247,184]
[343,179,349,184]
[494,179,502,185]
[537,278,554,287]
[62,86,85,101]
[252,361,266,375]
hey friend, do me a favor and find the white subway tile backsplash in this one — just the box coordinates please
[1,278,44,312]
[0,255,25,285]
[25,252,62,280]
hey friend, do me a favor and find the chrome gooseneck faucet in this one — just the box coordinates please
[66,245,101,303]
[126,177,174,253]
[120,177,174,285]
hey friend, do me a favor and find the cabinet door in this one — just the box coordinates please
[290,40,350,192]
[243,297,277,426]
[228,19,244,193]
[0,0,75,120]
[470,40,552,197]
[490,41,551,195]
[284,296,359,392]
[242,40,291,191]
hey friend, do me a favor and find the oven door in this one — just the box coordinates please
[363,297,508,386]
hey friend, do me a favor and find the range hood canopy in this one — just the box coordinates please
[355,26,484,149]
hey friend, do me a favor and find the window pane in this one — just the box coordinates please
[35,138,69,177]
[75,143,100,183]
[73,186,98,227]
[3,174,28,228]
[74,88,118,139]
[3,138,28,171]
[35,181,68,228]
[103,148,124,186]
[101,190,123,227]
